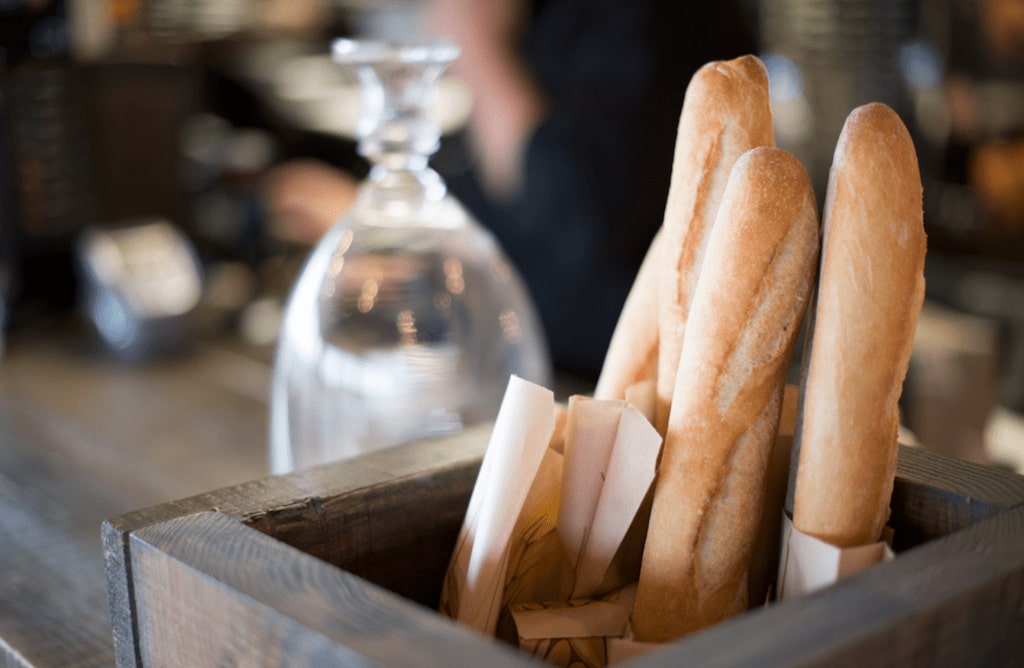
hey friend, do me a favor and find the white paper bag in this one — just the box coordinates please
[776,513,894,599]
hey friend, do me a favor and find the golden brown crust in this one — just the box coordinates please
[632,147,820,642]
[654,55,775,436]
[792,103,927,548]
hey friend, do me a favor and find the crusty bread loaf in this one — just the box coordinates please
[631,147,820,642]
[653,55,775,436]
[792,103,926,548]
[593,228,663,403]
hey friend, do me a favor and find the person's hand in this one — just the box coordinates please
[426,0,545,200]
[427,0,529,58]
[262,159,358,245]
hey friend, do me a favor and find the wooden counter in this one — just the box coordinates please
[0,333,271,667]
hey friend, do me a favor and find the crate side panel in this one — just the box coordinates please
[130,511,527,667]
[630,504,1024,667]
[891,444,1024,548]
[248,459,478,608]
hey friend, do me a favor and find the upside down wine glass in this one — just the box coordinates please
[269,39,551,473]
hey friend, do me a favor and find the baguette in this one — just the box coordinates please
[653,55,775,435]
[631,147,820,642]
[792,103,926,548]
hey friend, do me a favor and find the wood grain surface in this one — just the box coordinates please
[0,335,270,667]
[103,421,491,667]
[130,511,523,667]
[889,443,1024,549]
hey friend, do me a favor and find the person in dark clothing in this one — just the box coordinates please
[429,0,759,379]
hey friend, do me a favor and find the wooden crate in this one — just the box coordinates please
[103,423,1024,667]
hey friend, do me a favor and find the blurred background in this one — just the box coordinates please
[1,0,1022,469]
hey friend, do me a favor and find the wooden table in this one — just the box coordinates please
[0,332,272,667]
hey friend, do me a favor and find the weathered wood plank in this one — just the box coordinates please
[243,446,481,606]
[0,336,272,667]
[129,511,527,667]
[896,442,1024,510]
[891,444,1024,548]
[0,476,114,668]
[103,422,491,666]
[106,421,490,534]
[633,503,1024,667]
[0,340,269,504]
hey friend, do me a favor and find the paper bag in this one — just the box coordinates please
[440,375,556,634]
[558,397,661,599]
[511,585,637,668]
[776,512,894,599]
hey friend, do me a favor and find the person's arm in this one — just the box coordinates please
[428,0,547,199]
[262,159,358,244]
